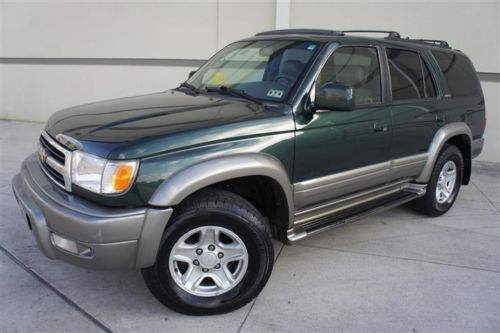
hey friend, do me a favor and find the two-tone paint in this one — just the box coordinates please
[13,33,486,269]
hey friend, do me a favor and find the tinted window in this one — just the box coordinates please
[422,58,437,98]
[316,47,381,105]
[187,40,320,102]
[386,48,432,100]
[432,51,480,97]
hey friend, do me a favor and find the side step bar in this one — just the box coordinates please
[287,184,426,243]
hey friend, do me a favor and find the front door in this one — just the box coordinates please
[294,45,392,209]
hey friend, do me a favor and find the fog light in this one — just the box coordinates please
[51,233,92,258]
[51,233,79,254]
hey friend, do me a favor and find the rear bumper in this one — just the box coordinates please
[471,138,484,159]
[11,154,173,269]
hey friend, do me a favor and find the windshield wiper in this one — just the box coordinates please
[178,82,200,93]
[205,85,263,105]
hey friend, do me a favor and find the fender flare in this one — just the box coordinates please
[148,153,295,227]
[417,122,472,183]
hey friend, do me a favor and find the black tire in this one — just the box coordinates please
[142,188,274,315]
[412,144,463,217]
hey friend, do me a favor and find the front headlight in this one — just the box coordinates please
[71,151,139,194]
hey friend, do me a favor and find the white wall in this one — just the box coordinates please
[480,81,500,164]
[1,0,499,163]
[290,0,499,73]
[0,63,197,121]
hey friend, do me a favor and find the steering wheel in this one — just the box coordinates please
[274,74,296,88]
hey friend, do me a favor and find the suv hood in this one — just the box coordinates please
[45,90,292,159]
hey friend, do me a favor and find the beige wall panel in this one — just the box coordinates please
[480,81,500,163]
[217,0,276,49]
[0,63,196,122]
[1,1,217,59]
[290,0,499,73]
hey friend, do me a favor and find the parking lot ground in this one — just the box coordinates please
[1,120,498,332]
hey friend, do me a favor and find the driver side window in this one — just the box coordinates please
[316,47,382,106]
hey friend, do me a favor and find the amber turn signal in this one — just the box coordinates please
[101,160,139,194]
[112,164,134,191]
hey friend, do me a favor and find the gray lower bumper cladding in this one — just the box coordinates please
[11,154,173,269]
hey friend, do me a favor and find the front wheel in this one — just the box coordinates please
[412,144,463,217]
[142,189,274,315]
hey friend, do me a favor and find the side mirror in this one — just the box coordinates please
[188,70,197,79]
[314,83,354,112]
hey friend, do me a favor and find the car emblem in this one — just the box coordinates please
[56,133,81,150]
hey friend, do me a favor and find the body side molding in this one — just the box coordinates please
[293,153,428,210]
[148,153,295,227]
[294,161,390,209]
[417,122,472,183]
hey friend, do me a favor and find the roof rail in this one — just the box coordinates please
[342,30,401,38]
[408,39,450,48]
[256,29,400,38]
[254,29,452,49]
[255,29,344,36]
[386,36,451,49]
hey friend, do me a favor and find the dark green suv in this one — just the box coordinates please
[12,29,485,315]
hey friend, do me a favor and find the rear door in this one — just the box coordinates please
[384,47,442,180]
[430,50,485,139]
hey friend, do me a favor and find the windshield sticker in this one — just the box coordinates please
[267,89,284,98]
[307,44,317,50]
[210,71,225,85]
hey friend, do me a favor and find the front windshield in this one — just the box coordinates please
[186,40,321,102]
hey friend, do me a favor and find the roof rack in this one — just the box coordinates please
[342,30,401,38]
[254,29,452,49]
[403,38,450,48]
[255,29,344,36]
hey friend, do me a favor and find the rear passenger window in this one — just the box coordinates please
[422,59,437,98]
[431,51,480,97]
[386,48,436,100]
[316,47,381,106]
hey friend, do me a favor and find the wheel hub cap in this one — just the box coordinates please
[436,160,457,204]
[199,252,218,268]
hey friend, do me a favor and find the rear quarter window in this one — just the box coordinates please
[431,51,481,98]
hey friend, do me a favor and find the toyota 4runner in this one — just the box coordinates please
[12,29,486,315]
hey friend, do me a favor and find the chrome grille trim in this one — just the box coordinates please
[39,159,66,190]
[39,131,73,192]
[45,155,65,175]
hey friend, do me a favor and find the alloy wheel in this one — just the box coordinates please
[168,226,248,297]
[435,160,457,204]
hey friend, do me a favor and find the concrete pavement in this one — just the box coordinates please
[0,120,498,332]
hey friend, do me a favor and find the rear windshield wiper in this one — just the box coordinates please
[205,85,263,105]
[178,82,200,93]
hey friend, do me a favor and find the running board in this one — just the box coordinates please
[287,185,426,243]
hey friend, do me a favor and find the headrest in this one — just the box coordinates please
[336,66,365,85]
[280,60,304,78]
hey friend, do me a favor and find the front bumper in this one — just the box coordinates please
[12,153,173,269]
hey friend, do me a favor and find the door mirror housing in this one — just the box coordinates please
[313,83,355,112]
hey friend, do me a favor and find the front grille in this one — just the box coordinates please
[40,135,65,164]
[44,161,65,184]
[39,131,71,191]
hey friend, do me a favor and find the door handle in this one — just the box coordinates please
[436,114,445,124]
[373,122,388,132]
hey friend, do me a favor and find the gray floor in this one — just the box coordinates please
[1,120,499,333]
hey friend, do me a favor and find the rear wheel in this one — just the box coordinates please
[142,189,274,315]
[413,144,463,216]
